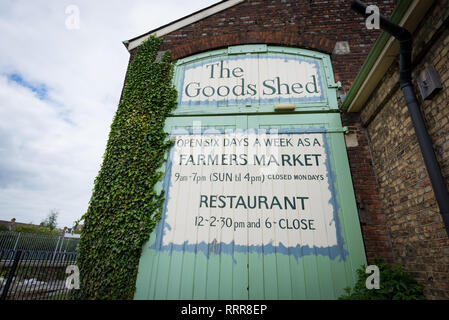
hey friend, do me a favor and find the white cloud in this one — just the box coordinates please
[0,0,218,228]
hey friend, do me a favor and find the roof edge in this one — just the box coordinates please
[123,0,245,52]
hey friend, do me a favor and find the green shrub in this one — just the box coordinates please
[15,224,60,236]
[339,259,426,300]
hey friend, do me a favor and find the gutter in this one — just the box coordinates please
[351,0,449,237]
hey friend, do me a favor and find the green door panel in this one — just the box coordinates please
[135,115,249,300]
[134,113,366,300]
[246,113,365,299]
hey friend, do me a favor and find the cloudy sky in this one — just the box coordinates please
[0,0,218,228]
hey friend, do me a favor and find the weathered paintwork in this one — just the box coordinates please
[134,46,366,300]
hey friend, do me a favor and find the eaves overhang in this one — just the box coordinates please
[123,0,245,52]
[342,0,435,112]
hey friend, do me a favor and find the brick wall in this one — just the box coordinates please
[342,113,394,264]
[360,0,449,300]
[130,0,394,90]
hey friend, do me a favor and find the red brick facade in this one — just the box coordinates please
[128,0,397,266]
[126,0,402,293]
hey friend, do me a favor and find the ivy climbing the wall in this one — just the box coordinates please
[75,36,177,299]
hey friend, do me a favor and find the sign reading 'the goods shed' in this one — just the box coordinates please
[177,54,326,107]
[153,129,343,260]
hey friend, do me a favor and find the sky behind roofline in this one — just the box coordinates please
[0,0,219,228]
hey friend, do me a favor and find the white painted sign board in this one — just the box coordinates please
[177,56,325,107]
[156,130,341,259]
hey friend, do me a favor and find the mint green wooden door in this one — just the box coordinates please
[246,113,365,299]
[135,116,249,300]
[134,113,366,300]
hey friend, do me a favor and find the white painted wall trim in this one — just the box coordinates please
[125,0,245,52]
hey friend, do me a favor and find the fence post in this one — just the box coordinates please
[13,232,21,251]
[51,236,61,264]
[0,250,22,300]
[59,235,65,252]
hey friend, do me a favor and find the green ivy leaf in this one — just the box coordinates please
[74,35,177,300]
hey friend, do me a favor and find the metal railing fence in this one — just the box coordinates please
[0,231,79,254]
[0,231,80,300]
[0,249,78,300]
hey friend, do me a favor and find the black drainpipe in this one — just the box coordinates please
[350,0,449,236]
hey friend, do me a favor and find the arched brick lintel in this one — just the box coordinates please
[162,32,336,60]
